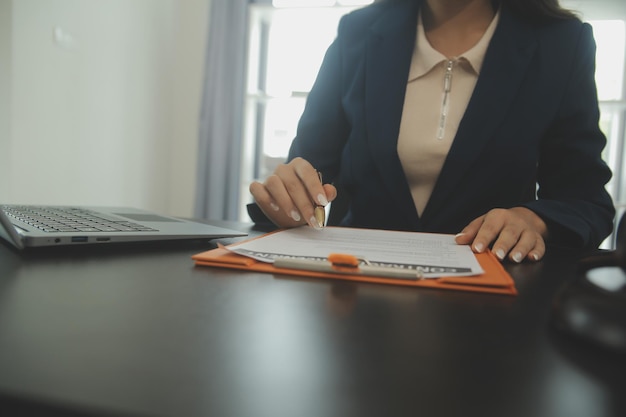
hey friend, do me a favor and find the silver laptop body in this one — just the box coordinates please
[0,204,246,249]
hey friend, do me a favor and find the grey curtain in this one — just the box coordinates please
[194,0,249,221]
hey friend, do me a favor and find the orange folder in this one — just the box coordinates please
[192,235,518,296]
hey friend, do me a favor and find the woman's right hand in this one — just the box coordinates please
[249,157,337,229]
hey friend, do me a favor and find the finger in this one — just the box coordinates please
[527,236,545,261]
[488,209,546,262]
[490,223,524,261]
[471,209,507,253]
[507,207,547,261]
[249,181,279,212]
[455,215,485,245]
[264,173,307,224]
[323,184,338,203]
[275,162,322,228]
[291,158,329,207]
[508,232,545,262]
[249,181,302,228]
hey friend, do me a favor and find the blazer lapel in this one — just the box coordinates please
[421,7,538,222]
[365,0,422,227]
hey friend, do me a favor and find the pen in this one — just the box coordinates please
[314,171,326,228]
[274,254,424,281]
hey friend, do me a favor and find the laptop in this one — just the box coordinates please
[0,204,247,250]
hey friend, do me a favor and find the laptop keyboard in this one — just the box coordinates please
[2,206,158,233]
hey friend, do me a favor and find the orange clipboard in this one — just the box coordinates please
[192,233,518,296]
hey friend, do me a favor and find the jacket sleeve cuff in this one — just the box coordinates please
[246,203,276,227]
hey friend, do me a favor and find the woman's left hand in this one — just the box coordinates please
[455,207,548,262]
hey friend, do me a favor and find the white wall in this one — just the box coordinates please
[0,0,211,217]
[0,0,11,200]
[170,0,212,217]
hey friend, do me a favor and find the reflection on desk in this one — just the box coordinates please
[0,221,625,417]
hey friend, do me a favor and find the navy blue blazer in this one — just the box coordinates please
[272,0,615,249]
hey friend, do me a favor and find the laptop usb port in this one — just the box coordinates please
[71,236,88,243]
[95,237,111,242]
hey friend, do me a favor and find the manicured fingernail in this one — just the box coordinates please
[474,243,484,252]
[512,252,523,263]
[455,233,465,239]
[309,216,323,230]
[290,210,301,221]
[531,253,540,261]
[317,193,329,206]
[495,248,505,260]
[270,202,279,211]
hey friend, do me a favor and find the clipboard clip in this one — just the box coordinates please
[273,253,425,281]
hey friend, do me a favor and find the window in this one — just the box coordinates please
[242,0,373,219]
[596,17,626,243]
[243,0,626,248]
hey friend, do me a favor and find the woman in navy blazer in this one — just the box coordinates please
[249,0,615,262]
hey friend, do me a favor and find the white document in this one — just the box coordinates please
[227,226,484,278]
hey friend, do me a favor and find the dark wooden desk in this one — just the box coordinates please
[1,222,624,417]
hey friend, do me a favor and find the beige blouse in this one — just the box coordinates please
[397,10,500,216]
